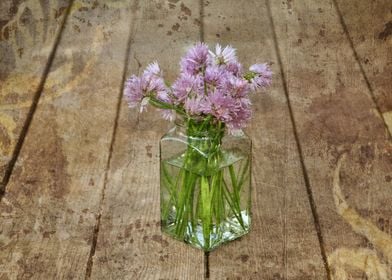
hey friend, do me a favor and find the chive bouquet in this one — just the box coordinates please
[124,42,272,251]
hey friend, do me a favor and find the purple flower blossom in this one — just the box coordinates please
[184,96,209,115]
[143,62,169,101]
[172,74,203,104]
[204,66,227,88]
[143,61,162,78]
[209,44,237,66]
[248,63,272,91]
[150,77,167,93]
[224,76,251,98]
[156,90,171,103]
[124,75,145,111]
[207,90,236,123]
[180,42,209,75]
[124,63,169,112]
[124,42,272,132]
[229,97,252,130]
[225,61,243,76]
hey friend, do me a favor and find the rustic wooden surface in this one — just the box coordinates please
[204,0,326,279]
[0,0,391,279]
[270,1,392,279]
[90,1,205,279]
[0,0,71,189]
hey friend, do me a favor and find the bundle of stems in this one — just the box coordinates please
[161,117,250,251]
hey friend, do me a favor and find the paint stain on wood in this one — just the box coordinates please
[124,224,133,238]
[193,18,201,26]
[42,230,56,238]
[54,6,67,19]
[238,254,249,263]
[135,219,141,229]
[180,3,191,16]
[378,21,392,40]
[358,144,375,168]
[306,93,384,147]
[330,155,392,278]
[151,234,169,247]
[11,119,71,199]
[383,111,392,135]
[286,0,293,10]
[171,23,180,31]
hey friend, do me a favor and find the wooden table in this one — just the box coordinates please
[0,0,391,279]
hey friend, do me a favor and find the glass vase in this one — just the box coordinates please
[160,116,251,251]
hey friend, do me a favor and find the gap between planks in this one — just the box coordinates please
[265,0,332,279]
[204,251,210,279]
[84,0,207,277]
[199,0,210,279]
[0,0,75,200]
[332,0,392,141]
[199,0,205,42]
[84,0,141,278]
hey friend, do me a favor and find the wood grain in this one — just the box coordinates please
[90,1,205,279]
[269,0,392,278]
[334,0,392,114]
[0,0,71,187]
[203,0,327,279]
[0,1,135,278]
[1,0,391,278]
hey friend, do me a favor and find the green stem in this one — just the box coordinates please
[221,179,244,229]
[211,171,224,236]
[148,97,185,115]
[163,115,249,250]
[201,176,211,249]
[237,158,250,191]
[223,175,246,230]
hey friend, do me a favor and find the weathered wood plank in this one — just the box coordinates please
[0,0,71,188]
[270,0,392,278]
[0,1,135,278]
[204,0,327,278]
[90,1,205,279]
[334,0,392,122]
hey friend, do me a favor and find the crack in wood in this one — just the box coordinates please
[265,0,332,279]
[199,0,204,42]
[332,0,392,141]
[83,0,141,278]
[0,0,75,200]
[199,1,209,277]
[204,251,210,279]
